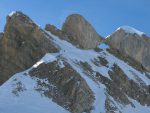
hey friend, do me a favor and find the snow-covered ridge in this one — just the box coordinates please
[117,26,144,36]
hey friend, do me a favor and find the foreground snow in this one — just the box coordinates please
[0,55,69,113]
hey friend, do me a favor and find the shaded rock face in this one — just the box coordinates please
[0,12,58,85]
[0,33,3,39]
[107,28,150,72]
[0,33,3,47]
[29,59,94,113]
[62,14,102,49]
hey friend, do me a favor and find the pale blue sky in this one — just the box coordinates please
[0,0,149,37]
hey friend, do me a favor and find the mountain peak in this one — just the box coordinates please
[62,14,103,49]
[6,11,34,26]
[0,11,58,85]
[117,26,144,37]
[8,11,26,17]
[106,25,150,72]
[8,11,16,17]
[8,11,18,17]
[66,13,83,18]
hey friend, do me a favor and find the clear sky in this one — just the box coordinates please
[0,0,149,37]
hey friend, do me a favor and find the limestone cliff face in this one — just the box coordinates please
[0,11,58,85]
[62,14,103,49]
[106,27,150,72]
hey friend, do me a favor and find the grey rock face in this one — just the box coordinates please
[62,14,103,49]
[106,28,150,72]
[0,11,58,85]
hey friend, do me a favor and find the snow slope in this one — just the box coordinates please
[0,54,69,113]
[46,31,150,113]
[0,29,150,113]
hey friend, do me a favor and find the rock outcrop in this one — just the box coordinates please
[45,24,77,45]
[62,14,103,49]
[106,26,150,72]
[45,24,67,39]
[29,59,94,113]
[0,11,58,85]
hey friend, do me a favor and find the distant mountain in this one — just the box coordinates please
[0,11,150,113]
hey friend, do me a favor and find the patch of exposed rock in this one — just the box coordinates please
[62,14,103,49]
[106,27,150,72]
[29,59,94,113]
[45,24,78,46]
[0,11,58,85]
[45,24,67,39]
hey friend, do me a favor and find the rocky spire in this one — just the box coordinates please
[62,14,103,49]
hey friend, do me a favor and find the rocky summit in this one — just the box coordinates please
[62,14,103,49]
[0,11,58,85]
[106,26,150,72]
[0,12,150,113]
